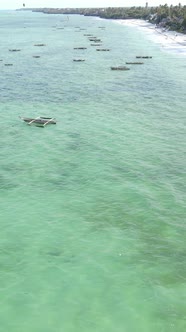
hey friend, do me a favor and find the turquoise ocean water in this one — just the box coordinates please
[0,10,186,331]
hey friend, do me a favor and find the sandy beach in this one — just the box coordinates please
[114,19,186,55]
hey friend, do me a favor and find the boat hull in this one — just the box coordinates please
[20,117,56,125]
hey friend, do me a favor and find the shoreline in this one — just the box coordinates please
[17,6,186,35]
[114,19,186,55]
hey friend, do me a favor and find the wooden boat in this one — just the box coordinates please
[73,47,87,50]
[111,66,130,71]
[73,59,85,62]
[9,49,21,52]
[89,38,101,42]
[96,49,110,51]
[20,116,56,127]
[34,44,46,47]
[136,56,152,59]
[126,62,144,64]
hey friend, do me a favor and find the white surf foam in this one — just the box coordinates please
[114,19,186,56]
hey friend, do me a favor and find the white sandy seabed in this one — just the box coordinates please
[113,19,186,56]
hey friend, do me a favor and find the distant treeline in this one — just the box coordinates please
[20,5,186,33]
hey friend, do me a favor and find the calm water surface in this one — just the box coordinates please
[0,11,186,332]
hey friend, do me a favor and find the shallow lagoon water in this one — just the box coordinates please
[0,11,186,332]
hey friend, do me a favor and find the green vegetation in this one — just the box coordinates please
[23,5,186,34]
